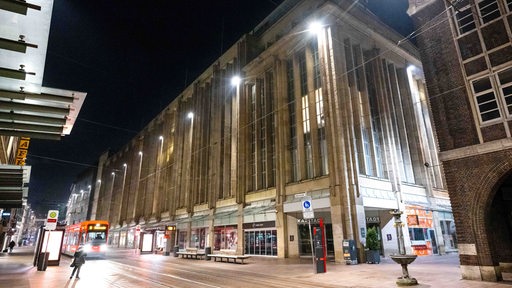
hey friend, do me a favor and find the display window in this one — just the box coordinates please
[213,225,237,250]
[190,228,207,249]
[244,229,277,256]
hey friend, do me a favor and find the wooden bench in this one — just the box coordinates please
[176,248,206,260]
[207,252,250,264]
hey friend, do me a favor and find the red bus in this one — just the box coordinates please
[62,220,109,257]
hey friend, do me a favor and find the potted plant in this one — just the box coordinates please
[365,226,381,264]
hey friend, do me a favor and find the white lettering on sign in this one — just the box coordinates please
[366,216,380,223]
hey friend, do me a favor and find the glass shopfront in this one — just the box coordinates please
[244,229,277,256]
[127,229,135,249]
[213,225,237,250]
[298,219,334,257]
[243,221,277,256]
[177,230,187,249]
[119,231,127,248]
[190,228,207,249]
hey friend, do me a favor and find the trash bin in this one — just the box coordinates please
[173,245,179,257]
[37,252,49,271]
[205,247,211,261]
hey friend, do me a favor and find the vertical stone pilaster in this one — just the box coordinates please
[237,204,244,255]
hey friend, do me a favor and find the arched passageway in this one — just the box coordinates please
[488,172,512,280]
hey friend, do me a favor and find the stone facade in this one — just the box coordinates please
[93,0,452,262]
[408,0,512,282]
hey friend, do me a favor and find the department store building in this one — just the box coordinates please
[93,0,456,262]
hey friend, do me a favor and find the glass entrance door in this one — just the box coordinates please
[244,229,277,256]
[298,223,334,257]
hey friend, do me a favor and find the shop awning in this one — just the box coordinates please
[0,87,86,140]
[0,164,30,208]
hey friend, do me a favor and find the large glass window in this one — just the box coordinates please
[408,228,430,241]
[244,229,277,256]
[247,85,256,191]
[190,228,207,249]
[472,76,501,122]
[498,68,512,116]
[299,50,308,96]
[312,41,328,175]
[260,79,267,189]
[287,60,299,182]
[298,223,334,257]
[213,225,237,251]
[478,0,501,24]
[267,71,276,188]
[178,230,187,249]
[455,1,476,35]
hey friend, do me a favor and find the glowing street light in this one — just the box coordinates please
[308,21,323,35]
[231,75,241,86]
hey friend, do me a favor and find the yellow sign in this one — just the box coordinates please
[16,149,28,158]
[15,137,30,166]
[19,138,30,149]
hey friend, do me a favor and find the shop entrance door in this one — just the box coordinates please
[298,223,334,258]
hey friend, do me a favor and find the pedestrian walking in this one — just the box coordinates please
[69,246,87,279]
[8,240,15,253]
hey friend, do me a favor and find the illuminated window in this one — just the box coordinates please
[287,60,299,182]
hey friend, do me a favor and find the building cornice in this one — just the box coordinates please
[439,138,512,162]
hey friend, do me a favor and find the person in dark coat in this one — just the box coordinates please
[8,240,15,252]
[69,246,87,279]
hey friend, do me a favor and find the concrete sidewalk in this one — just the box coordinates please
[1,246,512,287]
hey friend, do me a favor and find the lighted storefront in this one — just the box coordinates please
[406,205,435,256]
[190,227,207,249]
[243,221,276,256]
[214,225,237,250]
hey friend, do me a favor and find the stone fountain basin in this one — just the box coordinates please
[390,254,417,265]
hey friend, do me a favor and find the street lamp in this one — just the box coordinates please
[308,21,324,35]
[231,75,241,86]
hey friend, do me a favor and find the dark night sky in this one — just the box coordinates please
[27,0,413,217]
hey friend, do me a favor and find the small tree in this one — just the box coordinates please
[366,227,380,251]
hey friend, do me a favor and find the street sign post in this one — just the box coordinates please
[45,210,58,231]
[302,196,314,219]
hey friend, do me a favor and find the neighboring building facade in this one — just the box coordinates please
[408,0,512,282]
[94,0,453,262]
[65,168,96,225]
[0,0,86,251]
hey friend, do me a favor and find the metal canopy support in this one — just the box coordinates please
[0,66,36,80]
[0,0,41,15]
[0,37,38,53]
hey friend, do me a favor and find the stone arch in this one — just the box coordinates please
[469,153,512,276]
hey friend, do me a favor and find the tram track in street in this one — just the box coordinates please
[105,255,340,288]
